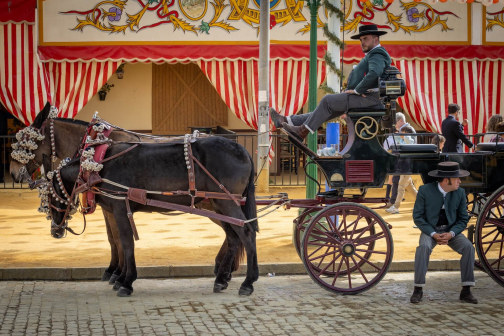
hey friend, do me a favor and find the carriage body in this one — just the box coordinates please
[286,98,504,295]
[313,112,504,194]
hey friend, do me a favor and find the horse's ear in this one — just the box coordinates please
[32,102,51,129]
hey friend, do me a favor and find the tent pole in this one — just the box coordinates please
[256,0,270,193]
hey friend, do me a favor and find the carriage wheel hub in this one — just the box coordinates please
[342,243,355,257]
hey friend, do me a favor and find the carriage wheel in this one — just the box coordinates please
[301,203,393,295]
[466,193,488,271]
[467,193,488,218]
[475,185,504,287]
[294,208,322,259]
[295,207,376,277]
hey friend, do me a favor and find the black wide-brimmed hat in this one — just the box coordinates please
[428,161,470,178]
[350,24,388,40]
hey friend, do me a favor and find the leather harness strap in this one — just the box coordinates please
[125,198,140,241]
[190,155,241,206]
[187,141,196,192]
[101,144,139,164]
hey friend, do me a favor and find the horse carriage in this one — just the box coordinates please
[275,66,504,295]
[9,67,504,297]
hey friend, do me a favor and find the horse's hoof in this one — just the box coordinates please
[117,287,133,297]
[238,286,254,296]
[213,282,228,293]
[226,273,233,282]
[101,271,113,282]
[109,274,119,285]
[112,281,122,291]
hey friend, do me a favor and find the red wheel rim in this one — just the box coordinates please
[301,203,393,294]
[476,188,504,285]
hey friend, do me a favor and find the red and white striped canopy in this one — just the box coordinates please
[0,23,49,125]
[394,58,504,136]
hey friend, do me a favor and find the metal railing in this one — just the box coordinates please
[0,132,492,189]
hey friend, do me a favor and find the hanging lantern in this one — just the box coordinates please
[385,0,394,3]
[439,0,448,3]
[466,0,474,3]
[413,0,422,2]
[493,0,499,3]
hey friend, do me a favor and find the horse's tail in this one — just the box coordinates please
[231,155,257,271]
[241,153,258,233]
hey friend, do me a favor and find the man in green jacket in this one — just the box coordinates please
[271,24,391,140]
[410,161,477,304]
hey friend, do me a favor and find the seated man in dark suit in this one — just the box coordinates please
[410,162,477,304]
[441,104,473,153]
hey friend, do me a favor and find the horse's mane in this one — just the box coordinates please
[54,118,89,127]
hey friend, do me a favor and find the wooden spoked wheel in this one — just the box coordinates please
[466,193,489,271]
[295,207,375,277]
[467,193,488,218]
[475,186,504,287]
[294,208,322,259]
[301,203,393,295]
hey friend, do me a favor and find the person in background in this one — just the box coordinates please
[0,104,9,183]
[431,135,446,153]
[383,112,415,208]
[490,122,504,143]
[483,115,503,143]
[385,125,418,214]
[442,104,474,153]
[410,162,477,304]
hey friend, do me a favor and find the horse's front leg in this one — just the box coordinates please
[108,212,124,285]
[102,208,119,282]
[111,207,138,297]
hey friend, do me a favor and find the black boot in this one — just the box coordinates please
[460,286,478,304]
[282,122,310,140]
[410,286,423,304]
[270,107,287,129]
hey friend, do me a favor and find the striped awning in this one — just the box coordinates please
[0,23,50,125]
[394,59,504,136]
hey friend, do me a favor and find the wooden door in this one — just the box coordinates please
[152,63,228,135]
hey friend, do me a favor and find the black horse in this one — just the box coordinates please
[10,103,245,284]
[47,138,259,296]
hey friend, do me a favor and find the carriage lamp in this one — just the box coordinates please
[379,66,406,98]
[384,80,402,96]
[379,66,407,134]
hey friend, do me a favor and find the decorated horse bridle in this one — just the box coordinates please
[11,106,60,189]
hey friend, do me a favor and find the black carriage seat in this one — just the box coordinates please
[347,104,387,113]
[390,144,438,153]
[475,142,504,152]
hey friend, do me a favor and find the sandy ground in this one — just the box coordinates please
[0,179,471,268]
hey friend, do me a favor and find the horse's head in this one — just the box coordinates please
[43,158,80,239]
[10,102,54,183]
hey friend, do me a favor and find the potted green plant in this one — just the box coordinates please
[98,83,114,101]
[115,63,125,79]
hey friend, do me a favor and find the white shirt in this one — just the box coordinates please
[364,43,382,56]
[430,183,455,238]
[437,183,448,209]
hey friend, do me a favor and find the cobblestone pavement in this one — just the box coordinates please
[1,271,503,336]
